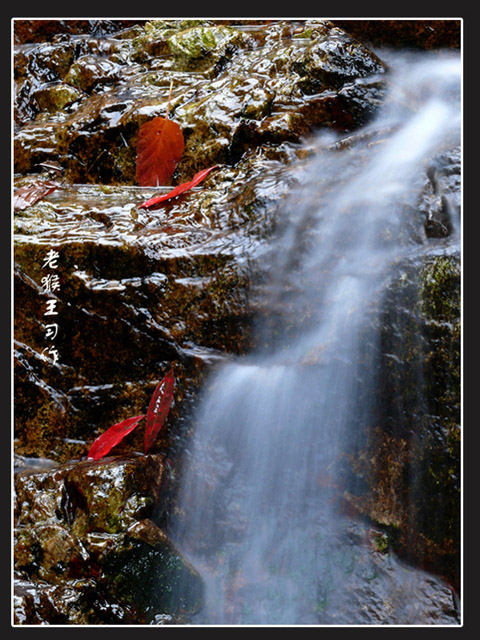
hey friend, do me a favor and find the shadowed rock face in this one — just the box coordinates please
[339,249,460,593]
[332,20,461,50]
[14,18,461,625]
[13,20,144,45]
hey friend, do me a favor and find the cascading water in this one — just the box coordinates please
[169,52,461,625]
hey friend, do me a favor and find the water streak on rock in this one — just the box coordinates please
[170,51,461,625]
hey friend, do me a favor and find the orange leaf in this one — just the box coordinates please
[135,116,184,187]
[138,165,220,209]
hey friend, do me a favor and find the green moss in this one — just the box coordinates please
[293,28,314,39]
[167,25,242,68]
[34,83,84,113]
[102,539,204,619]
[142,19,208,37]
[421,255,460,321]
[373,531,389,553]
[144,19,179,35]
[368,254,460,587]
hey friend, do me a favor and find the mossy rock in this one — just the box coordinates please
[102,529,203,620]
[64,55,122,93]
[33,82,84,113]
[343,250,460,590]
[131,19,211,60]
[64,455,165,536]
[14,454,203,623]
[167,25,244,70]
[291,36,386,93]
[14,19,393,183]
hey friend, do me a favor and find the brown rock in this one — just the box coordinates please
[14,453,203,624]
[333,20,461,50]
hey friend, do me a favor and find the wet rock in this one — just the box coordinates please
[64,55,122,93]
[14,19,390,183]
[13,144,297,463]
[14,40,78,123]
[14,574,112,625]
[293,77,387,131]
[419,147,461,238]
[33,81,84,113]
[14,454,203,624]
[314,518,459,624]
[258,111,311,144]
[343,249,460,591]
[100,525,203,619]
[13,19,143,45]
[15,41,77,83]
[291,35,386,93]
[14,343,72,460]
[167,24,246,71]
[14,120,65,174]
[66,455,164,535]
[173,23,387,176]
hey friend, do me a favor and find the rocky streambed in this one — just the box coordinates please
[13,19,461,625]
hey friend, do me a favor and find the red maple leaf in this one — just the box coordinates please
[87,415,146,460]
[138,165,220,209]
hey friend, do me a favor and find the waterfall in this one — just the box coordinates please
[169,51,461,625]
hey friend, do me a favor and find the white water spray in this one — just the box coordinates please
[170,52,461,625]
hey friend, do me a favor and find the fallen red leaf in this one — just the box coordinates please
[87,414,146,460]
[14,180,60,211]
[144,371,175,453]
[135,116,185,187]
[138,165,220,209]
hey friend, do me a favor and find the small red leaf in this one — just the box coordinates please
[144,371,175,453]
[87,414,146,460]
[14,180,60,211]
[136,116,184,187]
[138,165,220,209]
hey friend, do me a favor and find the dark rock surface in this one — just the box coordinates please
[14,453,203,624]
[332,20,461,50]
[337,247,460,593]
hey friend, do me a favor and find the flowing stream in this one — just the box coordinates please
[169,52,461,625]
